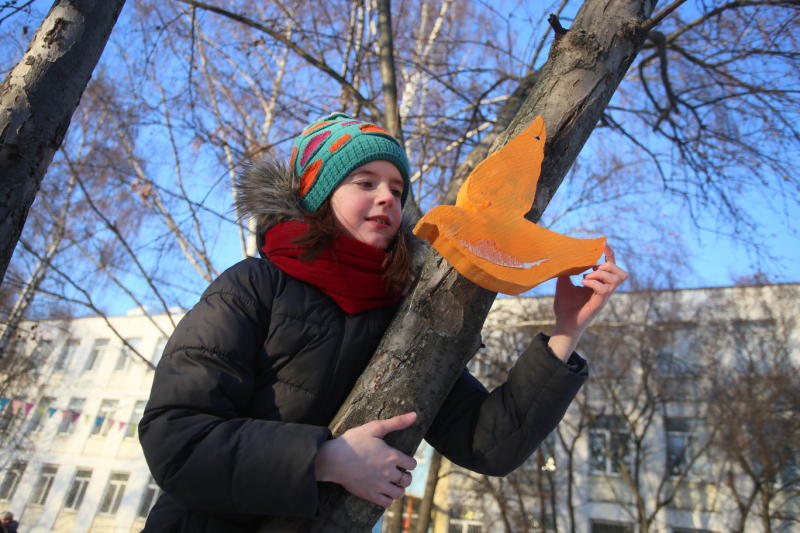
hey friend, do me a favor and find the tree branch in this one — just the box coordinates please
[641,0,688,33]
[15,239,156,370]
[175,0,381,118]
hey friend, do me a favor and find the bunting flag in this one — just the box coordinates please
[0,396,140,434]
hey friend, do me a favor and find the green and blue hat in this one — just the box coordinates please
[291,112,411,212]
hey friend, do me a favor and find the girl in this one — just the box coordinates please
[139,112,627,533]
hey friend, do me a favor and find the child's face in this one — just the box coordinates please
[330,160,403,250]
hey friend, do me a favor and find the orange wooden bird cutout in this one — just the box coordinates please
[413,116,605,295]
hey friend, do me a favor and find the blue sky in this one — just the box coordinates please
[4,0,798,319]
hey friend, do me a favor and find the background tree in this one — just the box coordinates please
[707,285,800,532]
[441,283,798,533]
[0,0,127,284]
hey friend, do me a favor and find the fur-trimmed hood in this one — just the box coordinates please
[235,158,303,254]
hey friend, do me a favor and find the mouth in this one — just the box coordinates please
[366,215,391,227]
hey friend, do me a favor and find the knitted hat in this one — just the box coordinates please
[291,112,411,212]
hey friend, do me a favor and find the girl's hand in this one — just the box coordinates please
[548,243,627,361]
[314,412,418,508]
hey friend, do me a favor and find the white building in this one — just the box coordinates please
[439,283,800,533]
[0,284,798,533]
[0,309,174,533]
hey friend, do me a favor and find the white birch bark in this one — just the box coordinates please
[0,0,127,284]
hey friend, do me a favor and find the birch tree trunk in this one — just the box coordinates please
[377,0,403,144]
[260,0,656,531]
[414,449,443,533]
[0,0,126,284]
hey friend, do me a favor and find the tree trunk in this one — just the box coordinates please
[0,0,126,284]
[536,449,547,531]
[414,449,442,533]
[384,497,404,533]
[547,468,558,533]
[566,446,577,533]
[760,486,773,533]
[258,0,655,531]
[377,0,402,144]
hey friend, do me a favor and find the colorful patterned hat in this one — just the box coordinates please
[291,112,411,212]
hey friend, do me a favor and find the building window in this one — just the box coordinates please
[589,415,632,475]
[591,521,634,533]
[778,446,799,490]
[0,396,28,441]
[150,336,168,368]
[447,505,483,533]
[98,472,129,515]
[55,339,79,371]
[666,417,709,478]
[137,476,161,518]
[28,396,54,433]
[655,323,702,398]
[83,338,109,372]
[447,522,482,533]
[9,340,26,358]
[732,320,774,371]
[0,461,26,500]
[31,339,53,362]
[115,337,142,372]
[522,431,557,472]
[666,418,690,476]
[63,469,92,511]
[57,398,84,435]
[125,400,146,438]
[29,464,58,506]
[92,399,118,436]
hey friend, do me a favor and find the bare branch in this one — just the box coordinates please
[175,0,381,118]
[641,0,688,33]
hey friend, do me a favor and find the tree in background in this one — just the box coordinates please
[447,284,799,533]
[0,0,127,284]
[707,285,800,532]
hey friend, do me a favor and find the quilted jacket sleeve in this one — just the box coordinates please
[425,333,587,476]
[139,259,331,518]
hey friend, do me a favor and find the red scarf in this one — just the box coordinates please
[262,221,402,315]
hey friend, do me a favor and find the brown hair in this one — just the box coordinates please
[294,200,415,293]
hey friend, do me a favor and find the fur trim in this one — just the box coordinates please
[235,158,303,253]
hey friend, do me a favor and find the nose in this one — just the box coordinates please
[376,183,396,205]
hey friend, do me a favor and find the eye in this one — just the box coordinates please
[392,188,402,198]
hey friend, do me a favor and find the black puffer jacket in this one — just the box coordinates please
[139,160,589,532]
